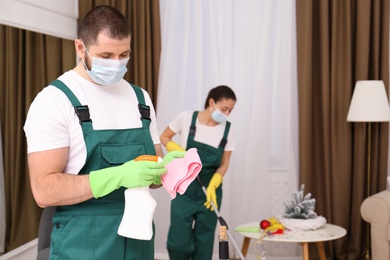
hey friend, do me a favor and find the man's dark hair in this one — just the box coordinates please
[204,85,237,109]
[78,6,131,47]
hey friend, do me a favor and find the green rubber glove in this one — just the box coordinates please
[89,160,167,198]
[152,175,163,185]
[150,151,186,186]
[204,173,223,211]
[166,141,185,152]
[163,150,187,165]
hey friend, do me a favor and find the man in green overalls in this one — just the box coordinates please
[160,85,237,260]
[24,6,184,259]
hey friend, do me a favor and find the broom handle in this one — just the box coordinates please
[197,177,246,260]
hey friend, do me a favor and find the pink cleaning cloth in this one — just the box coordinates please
[161,148,202,199]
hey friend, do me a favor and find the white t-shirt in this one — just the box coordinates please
[23,70,160,175]
[169,111,235,151]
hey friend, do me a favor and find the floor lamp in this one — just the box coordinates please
[347,80,390,259]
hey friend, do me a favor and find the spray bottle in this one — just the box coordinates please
[117,155,162,240]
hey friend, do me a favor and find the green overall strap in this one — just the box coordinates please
[50,79,93,132]
[218,121,231,149]
[131,84,151,128]
[187,111,198,143]
[188,111,231,150]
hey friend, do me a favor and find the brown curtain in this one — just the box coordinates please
[0,26,75,252]
[296,0,389,259]
[0,0,161,252]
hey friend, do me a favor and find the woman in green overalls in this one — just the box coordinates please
[160,85,237,260]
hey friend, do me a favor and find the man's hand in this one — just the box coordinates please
[163,150,186,165]
[89,160,167,198]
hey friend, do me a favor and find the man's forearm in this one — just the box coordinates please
[31,173,93,208]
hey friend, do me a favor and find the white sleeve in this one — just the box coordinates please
[225,124,235,151]
[168,111,191,149]
[24,87,74,153]
[168,111,188,134]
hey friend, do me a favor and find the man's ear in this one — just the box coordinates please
[74,39,85,59]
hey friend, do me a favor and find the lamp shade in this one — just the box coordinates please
[347,80,390,122]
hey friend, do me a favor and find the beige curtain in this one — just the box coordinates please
[0,0,161,252]
[296,0,389,258]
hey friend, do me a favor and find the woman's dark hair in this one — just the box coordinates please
[78,6,131,47]
[204,85,237,109]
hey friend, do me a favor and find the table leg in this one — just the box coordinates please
[301,242,309,260]
[241,237,250,257]
[316,242,326,260]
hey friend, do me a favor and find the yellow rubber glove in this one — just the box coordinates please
[204,173,223,211]
[166,141,185,152]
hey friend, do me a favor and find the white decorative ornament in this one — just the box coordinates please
[280,215,327,231]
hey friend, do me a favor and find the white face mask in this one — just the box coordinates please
[211,105,228,123]
[82,42,129,85]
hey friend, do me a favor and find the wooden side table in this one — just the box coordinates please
[235,222,347,260]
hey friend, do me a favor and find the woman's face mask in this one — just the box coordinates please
[210,105,228,123]
[82,42,129,85]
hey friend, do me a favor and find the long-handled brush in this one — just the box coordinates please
[196,176,246,260]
